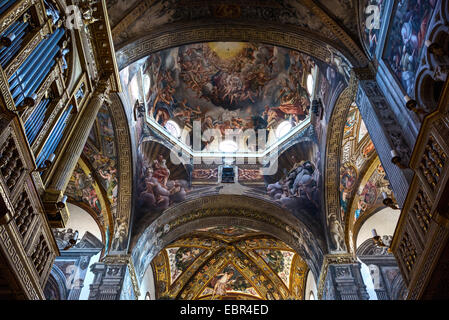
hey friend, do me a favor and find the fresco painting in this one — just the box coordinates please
[110,0,346,53]
[136,153,189,214]
[290,256,308,299]
[83,106,118,205]
[384,0,436,97]
[119,44,335,226]
[363,141,376,158]
[166,247,205,285]
[148,233,310,300]
[340,164,358,221]
[122,42,321,154]
[66,164,103,218]
[354,164,393,221]
[266,159,320,215]
[200,264,260,300]
[354,181,378,220]
[344,107,358,138]
[255,249,294,287]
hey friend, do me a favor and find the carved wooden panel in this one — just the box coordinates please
[0,113,58,297]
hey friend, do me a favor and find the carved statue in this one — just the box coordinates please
[328,214,346,252]
[111,217,128,252]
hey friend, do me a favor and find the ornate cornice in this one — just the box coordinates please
[317,253,358,300]
[111,0,157,39]
[115,20,360,70]
[299,0,368,67]
[101,254,141,299]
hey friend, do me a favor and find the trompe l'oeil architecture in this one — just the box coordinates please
[0,0,448,301]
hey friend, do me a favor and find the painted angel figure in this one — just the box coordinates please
[211,271,235,299]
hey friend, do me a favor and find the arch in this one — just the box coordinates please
[130,195,327,288]
[77,156,112,241]
[323,74,359,253]
[66,200,106,249]
[44,265,68,300]
[151,233,308,300]
[354,207,400,251]
[115,21,363,71]
[347,157,389,251]
[105,94,133,253]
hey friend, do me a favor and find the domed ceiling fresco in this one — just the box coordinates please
[122,42,325,154]
[119,41,349,236]
[150,227,308,300]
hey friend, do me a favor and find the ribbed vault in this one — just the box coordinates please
[152,231,308,300]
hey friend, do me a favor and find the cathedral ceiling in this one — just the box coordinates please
[121,41,348,234]
[106,0,369,69]
[107,0,351,46]
[151,229,308,300]
[122,42,333,154]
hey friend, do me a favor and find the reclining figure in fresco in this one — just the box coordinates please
[267,160,320,215]
[137,155,189,212]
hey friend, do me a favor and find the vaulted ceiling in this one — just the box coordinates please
[151,226,308,300]
[107,0,370,69]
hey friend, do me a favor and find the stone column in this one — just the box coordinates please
[88,261,127,300]
[320,255,370,300]
[88,255,139,300]
[43,78,111,227]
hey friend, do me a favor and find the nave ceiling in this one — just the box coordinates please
[65,0,399,284]
[151,227,308,300]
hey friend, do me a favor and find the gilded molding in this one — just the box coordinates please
[324,72,359,252]
[0,0,37,35]
[107,94,132,254]
[0,66,15,112]
[115,21,358,70]
[299,0,368,67]
[111,0,156,39]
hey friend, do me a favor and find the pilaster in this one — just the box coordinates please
[88,255,139,300]
[318,254,369,300]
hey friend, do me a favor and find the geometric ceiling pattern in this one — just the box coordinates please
[151,226,308,300]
